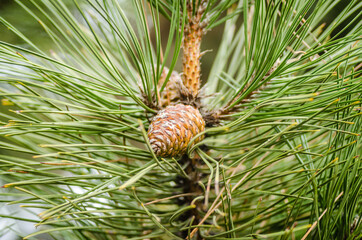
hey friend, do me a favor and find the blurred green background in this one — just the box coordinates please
[0,0,54,47]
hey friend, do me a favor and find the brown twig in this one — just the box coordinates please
[187,149,271,239]
[144,193,197,206]
[301,192,344,240]
[206,61,279,124]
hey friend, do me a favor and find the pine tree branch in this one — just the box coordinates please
[0,0,361,239]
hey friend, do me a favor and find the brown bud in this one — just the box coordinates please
[157,67,181,108]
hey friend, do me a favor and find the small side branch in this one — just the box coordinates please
[207,60,280,124]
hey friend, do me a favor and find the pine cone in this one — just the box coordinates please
[147,104,205,157]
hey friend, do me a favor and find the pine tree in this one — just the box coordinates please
[0,0,361,239]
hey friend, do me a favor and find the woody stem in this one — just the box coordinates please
[178,1,208,239]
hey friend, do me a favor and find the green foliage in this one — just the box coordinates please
[0,0,361,239]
